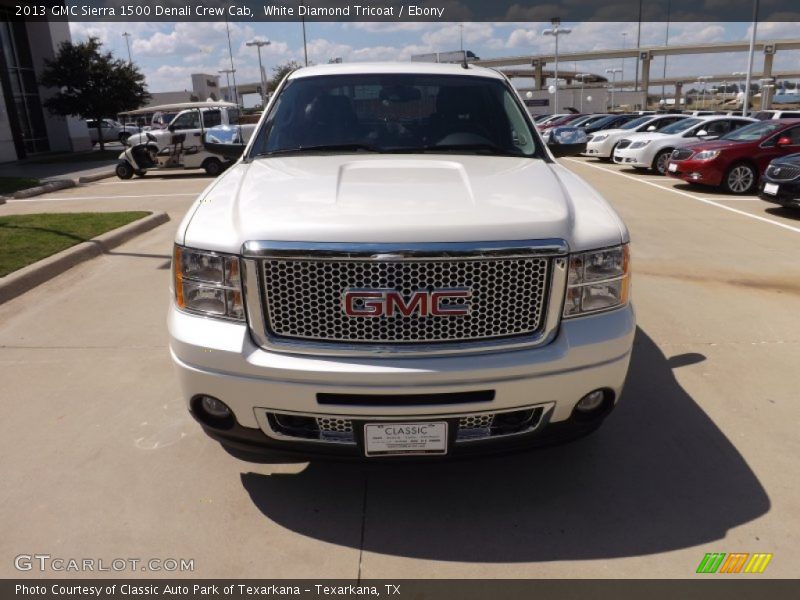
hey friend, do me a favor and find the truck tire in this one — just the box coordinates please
[116,161,134,180]
[203,158,223,177]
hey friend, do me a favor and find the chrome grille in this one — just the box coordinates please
[671,148,693,161]
[767,165,800,181]
[616,139,632,149]
[260,256,550,344]
[316,417,353,433]
[458,414,494,429]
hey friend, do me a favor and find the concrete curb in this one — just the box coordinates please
[12,179,75,199]
[0,211,170,305]
[78,170,116,184]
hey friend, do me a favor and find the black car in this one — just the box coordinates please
[759,153,800,209]
[581,113,638,135]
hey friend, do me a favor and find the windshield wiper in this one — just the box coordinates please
[254,143,383,156]
[416,143,524,157]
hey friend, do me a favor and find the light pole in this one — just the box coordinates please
[733,71,748,110]
[575,73,591,112]
[219,69,235,102]
[621,32,628,86]
[742,0,760,116]
[122,32,132,65]
[246,38,271,108]
[606,68,622,111]
[661,0,672,105]
[543,18,572,115]
[697,75,712,108]
[300,1,309,66]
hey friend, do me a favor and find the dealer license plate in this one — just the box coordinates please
[364,422,448,457]
[668,162,678,173]
[763,183,779,195]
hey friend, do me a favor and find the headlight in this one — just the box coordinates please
[564,245,631,318]
[630,140,651,149]
[592,134,609,142]
[694,150,720,161]
[173,245,244,320]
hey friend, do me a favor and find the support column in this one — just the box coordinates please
[532,59,545,91]
[674,82,684,110]
[639,51,652,96]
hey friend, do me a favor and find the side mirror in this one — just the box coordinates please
[777,136,793,147]
[168,125,175,132]
[696,129,708,137]
[547,126,588,157]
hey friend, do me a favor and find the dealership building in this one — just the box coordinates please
[0,11,91,162]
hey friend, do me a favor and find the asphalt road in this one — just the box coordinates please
[0,161,798,579]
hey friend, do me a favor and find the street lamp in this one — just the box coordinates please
[122,32,133,65]
[606,68,622,111]
[742,0,761,116]
[218,69,236,102]
[543,18,572,115]
[575,73,592,112]
[621,32,628,86]
[696,75,712,108]
[246,38,271,108]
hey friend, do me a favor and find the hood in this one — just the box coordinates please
[179,154,626,253]
[677,138,744,152]
[769,152,800,167]
[619,131,665,143]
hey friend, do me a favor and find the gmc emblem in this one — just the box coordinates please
[342,288,471,317]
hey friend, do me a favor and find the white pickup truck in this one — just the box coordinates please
[169,62,635,459]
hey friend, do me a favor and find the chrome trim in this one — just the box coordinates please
[241,241,569,357]
[241,239,569,260]
[254,402,555,446]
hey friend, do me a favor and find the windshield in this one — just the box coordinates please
[249,73,541,158]
[721,120,783,141]
[621,116,652,130]
[660,118,702,134]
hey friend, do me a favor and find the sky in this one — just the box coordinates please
[68,20,800,101]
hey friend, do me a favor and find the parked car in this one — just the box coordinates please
[583,114,689,160]
[750,109,800,120]
[666,119,800,194]
[613,115,756,174]
[758,152,800,209]
[580,114,639,137]
[169,62,633,459]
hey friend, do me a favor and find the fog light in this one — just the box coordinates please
[200,395,231,419]
[575,390,606,413]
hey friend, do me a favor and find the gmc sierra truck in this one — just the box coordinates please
[168,62,635,459]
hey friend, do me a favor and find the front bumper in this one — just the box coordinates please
[613,146,650,168]
[582,137,616,158]
[169,304,636,458]
[759,180,800,208]
[666,159,724,187]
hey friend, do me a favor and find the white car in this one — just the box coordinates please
[583,114,690,159]
[751,109,800,120]
[169,62,634,459]
[613,115,757,174]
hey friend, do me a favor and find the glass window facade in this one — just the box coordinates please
[0,11,50,156]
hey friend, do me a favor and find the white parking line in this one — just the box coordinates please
[565,158,800,235]
[6,193,198,203]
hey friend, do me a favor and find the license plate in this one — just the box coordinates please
[364,422,447,457]
[668,162,678,173]
[763,182,779,195]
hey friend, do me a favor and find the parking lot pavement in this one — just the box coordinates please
[1,166,799,579]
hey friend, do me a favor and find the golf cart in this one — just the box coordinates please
[115,101,240,179]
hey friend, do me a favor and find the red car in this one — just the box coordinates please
[666,119,800,194]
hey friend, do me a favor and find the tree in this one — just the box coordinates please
[268,61,303,93]
[39,37,150,151]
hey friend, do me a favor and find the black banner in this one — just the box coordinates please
[4,0,800,22]
[4,580,800,600]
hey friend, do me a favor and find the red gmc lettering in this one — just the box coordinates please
[342,289,470,317]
